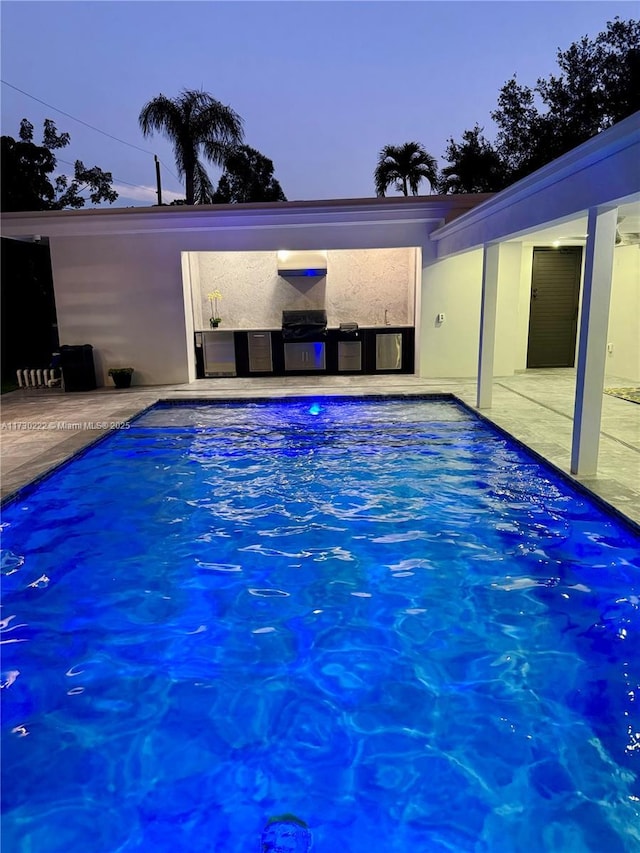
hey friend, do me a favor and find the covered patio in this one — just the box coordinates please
[429,110,639,481]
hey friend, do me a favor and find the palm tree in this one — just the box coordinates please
[139,89,244,205]
[374,142,438,197]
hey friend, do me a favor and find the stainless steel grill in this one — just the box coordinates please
[281,309,328,341]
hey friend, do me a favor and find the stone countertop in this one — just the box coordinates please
[198,325,415,333]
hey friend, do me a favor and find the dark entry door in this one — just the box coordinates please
[527,246,582,368]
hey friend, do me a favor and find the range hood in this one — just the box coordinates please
[277,250,327,277]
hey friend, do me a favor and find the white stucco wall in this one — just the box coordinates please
[433,240,639,383]
[192,248,415,330]
[419,249,483,377]
[186,253,202,331]
[493,243,525,376]
[181,253,197,382]
[421,240,544,382]
[49,233,190,386]
[42,210,442,386]
[606,244,640,382]
[515,245,534,370]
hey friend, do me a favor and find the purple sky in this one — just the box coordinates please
[1,1,636,206]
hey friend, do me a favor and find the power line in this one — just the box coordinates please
[2,79,154,155]
[1,78,182,184]
[56,157,158,193]
[158,159,180,183]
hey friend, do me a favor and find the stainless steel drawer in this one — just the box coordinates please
[338,340,362,371]
[247,332,273,372]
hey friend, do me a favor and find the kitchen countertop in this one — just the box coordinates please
[198,325,414,333]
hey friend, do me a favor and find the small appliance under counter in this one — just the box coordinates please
[196,330,236,377]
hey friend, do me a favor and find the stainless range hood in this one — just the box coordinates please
[277,250,327,277]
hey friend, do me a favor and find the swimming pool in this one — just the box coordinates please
[1,397,639,852]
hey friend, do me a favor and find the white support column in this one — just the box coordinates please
[571,206,618,476]
[413,246,423,376]
[181,251,197,383]
[477,243,500,408]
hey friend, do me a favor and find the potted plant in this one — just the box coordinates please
[207,290,223,328]
[108,367,134,389]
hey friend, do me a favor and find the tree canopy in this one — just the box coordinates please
[437,126,507,194]
[139,89,244,205]
[440,16,640,192]
[212,145,286,203]
[374,142,438,197]
[1,119,118,212]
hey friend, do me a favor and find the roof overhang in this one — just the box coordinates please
[430,111,640,258]
[0,194,492,242]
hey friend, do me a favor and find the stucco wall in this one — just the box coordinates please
[192,248,415,330]
[606,244,640,382]
[419,249,483,378]
[515,245,534,370]
[422,241,640,383]
[49,233,189,387]
[493,243,525,376]
[48,226,425,386]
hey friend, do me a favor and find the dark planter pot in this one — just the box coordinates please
[111,373,132,389]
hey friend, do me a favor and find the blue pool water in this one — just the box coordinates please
[1,397,639,852]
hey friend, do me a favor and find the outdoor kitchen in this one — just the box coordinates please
[185,248,419,377]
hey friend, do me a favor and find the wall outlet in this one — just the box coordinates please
[607,342,614,353]
[437,313,445,324]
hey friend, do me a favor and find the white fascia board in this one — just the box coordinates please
[0,195,488,241]
[431,111,640,257]
[0,213,444,241]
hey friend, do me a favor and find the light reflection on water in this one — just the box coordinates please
[1,398,639,853]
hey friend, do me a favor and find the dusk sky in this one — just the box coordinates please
[1,1,637,207]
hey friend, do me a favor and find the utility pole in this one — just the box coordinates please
[154,155,162,205]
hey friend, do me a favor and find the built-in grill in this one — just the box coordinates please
[281,309,328,341]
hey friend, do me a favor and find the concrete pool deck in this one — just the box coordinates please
[1,369,638,527]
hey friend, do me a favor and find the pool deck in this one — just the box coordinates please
[1,369,639,528]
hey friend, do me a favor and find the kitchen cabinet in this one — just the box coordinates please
[247,332,273,372]
[194,327,414,378]
[375,332,402,370]
[338,340,362,371]
[284,342,326,371]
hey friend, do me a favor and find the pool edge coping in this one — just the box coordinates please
[2,391,639,535]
